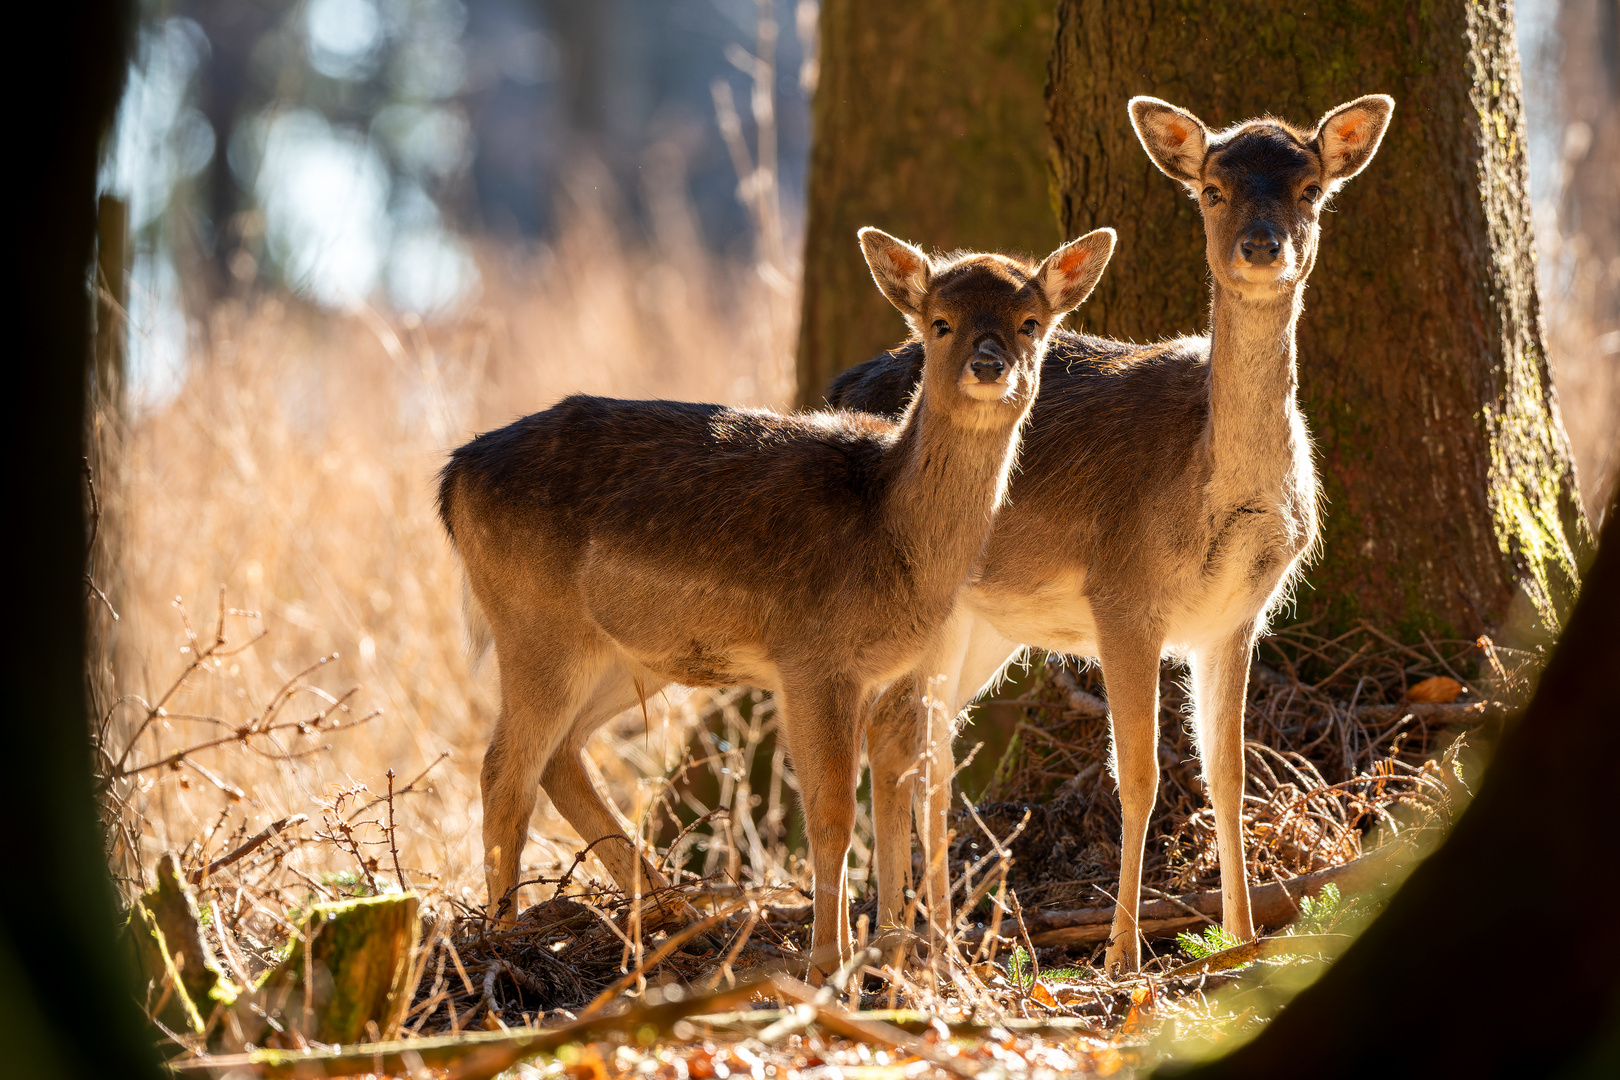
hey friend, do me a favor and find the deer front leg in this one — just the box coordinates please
[1192,626,1257,942]
[1096,626,1163,975]
[779,677,865,981]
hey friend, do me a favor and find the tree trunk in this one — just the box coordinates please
[795,0,1059,407]
[1048,0,1591,640]
[8,0,166,1074]
[1551,0,1620,518]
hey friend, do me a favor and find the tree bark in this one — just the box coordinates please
[1048,0,1591,640]
[795,0,1059,407]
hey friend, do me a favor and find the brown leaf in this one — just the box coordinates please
[1408,676,1463,703]
[1030,980,1057,1007]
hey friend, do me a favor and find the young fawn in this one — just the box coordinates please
[830,95,1394,973]
[440,225,1116,971]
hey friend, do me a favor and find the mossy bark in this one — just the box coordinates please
[253,892,420,1046]
[795,0,1060,407]
[1048,0,1591,640]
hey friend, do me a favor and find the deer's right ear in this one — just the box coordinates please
[1039,228,1117,316]
[859,227,932,320]
[1128,97,1209,189]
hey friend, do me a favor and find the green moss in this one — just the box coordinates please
[252,892,420,1046]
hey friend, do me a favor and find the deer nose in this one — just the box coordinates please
[970,339,1005,382]
[1241,225,1282,266]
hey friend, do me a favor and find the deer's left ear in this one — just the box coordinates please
[1314,95,1395,183]
[1038,228,1116,316]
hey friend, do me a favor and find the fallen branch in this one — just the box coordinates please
[1166,932,1350,978]
[1024,848,1403,948]
[692,1007,1107,1041]
[189,814,308,885]
[767,974,977,1078]
[171,971,779,1079]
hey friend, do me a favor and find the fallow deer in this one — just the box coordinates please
[440,225,1117,972]
[829,96,1394,974]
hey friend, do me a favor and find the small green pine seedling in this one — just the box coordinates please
[1006,946,1032,987]
[1291,883,1343,935]
[1177,925,1243,959]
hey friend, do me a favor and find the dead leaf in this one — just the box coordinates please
[1030,980,1057,1007]
[1408,676,1463,703]
[1121,982,1157,1035]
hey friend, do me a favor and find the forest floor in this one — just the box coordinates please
[111,607,1530,1079]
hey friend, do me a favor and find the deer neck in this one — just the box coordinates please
[883,389,1027,597]
[1202,281,1307,501]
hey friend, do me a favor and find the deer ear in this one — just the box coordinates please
[1038,228,1116,316]
[1129,97,1209,188]
[1314,95,1394,183]
[859,227,932,319]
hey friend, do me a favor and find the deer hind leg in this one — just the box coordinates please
[1096,623,1163,975]
[481,637,608,918]
[778,675,866,981]
[1191,626,1257,942]
[540,662,680,912]
[867,678,923,940]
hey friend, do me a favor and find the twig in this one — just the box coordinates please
[190,815,309,885]
[385,769,408,893]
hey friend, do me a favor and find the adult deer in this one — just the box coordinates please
[440,225,1116,973]
[829,95,1394,973]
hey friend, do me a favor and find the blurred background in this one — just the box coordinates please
[93,0,1616,903]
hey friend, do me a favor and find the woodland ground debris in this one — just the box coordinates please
[102,591,1526,1078]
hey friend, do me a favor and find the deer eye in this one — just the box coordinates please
[932,319,951,338]
[1203,186,1222,205]
[1303,184,1323,203]
[1020,318,1039,337]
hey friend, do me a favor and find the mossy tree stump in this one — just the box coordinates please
[253,892,420,1046]
[124,854,236,1034]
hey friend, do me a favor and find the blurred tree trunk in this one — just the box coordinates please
[1048,0,1591,641]
[795,0,1059,407]
[7,0,165,1074]
[1554,0,1620,518]
[182,0,280,299]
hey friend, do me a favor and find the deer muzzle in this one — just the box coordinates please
[970,339,1006,383]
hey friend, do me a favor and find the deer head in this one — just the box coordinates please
[859,226,1117,426]
[1129,95,1394,300]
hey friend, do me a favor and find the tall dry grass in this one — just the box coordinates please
[98,205,800,906]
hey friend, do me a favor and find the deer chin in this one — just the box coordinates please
[1223,259,1301,298]
[959,379,1015,403]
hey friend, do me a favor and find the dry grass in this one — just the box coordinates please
[95,204,798,912]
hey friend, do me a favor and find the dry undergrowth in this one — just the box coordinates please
[91,210,1542,1078]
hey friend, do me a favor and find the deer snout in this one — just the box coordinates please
[970,338,1006,383]
[1239,224,1283,267]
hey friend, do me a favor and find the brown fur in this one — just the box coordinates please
[830,96,1393,974]
[440,226,1115,973]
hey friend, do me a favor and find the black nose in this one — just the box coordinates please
[971,340,1005,382]
[1241,225,1282,266]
